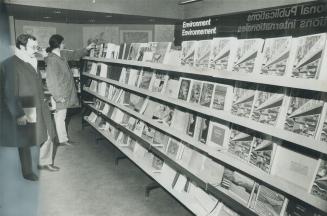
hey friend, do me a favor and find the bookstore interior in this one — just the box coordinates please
[1,0,327,216]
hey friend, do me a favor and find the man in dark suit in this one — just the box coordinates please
[0,34,57,181]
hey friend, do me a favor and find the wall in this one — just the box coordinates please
[14,20,175,49]
[183,0,315,18]
[0,2,12,61]
[5,0,184,19]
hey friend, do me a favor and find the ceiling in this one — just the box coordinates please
[4,3,182,24]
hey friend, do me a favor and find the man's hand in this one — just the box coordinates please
[86,42,96,51]
[55,97,66,103]
[17,115,28,125]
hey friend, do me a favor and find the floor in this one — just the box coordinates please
[1,113,193,216]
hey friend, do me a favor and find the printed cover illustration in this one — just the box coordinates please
[251,85,286,126]
[199,82,214,107]
[178,78,192,101]
[207,119,230,150]
[291,33,327,79]
[194,40,212,68]
[220,168,255,205]
[249,135,276,173]
[319,112,327,142]
[211,83,233,111]
[231,82,256,118]
[181,40,197,67]
[228,126,254,162]
[284,89,323,138]
[252,185,287,216]
[188,80,203,104]
[138,69,154,90]
[209,37,238,71]
[260,36,293,76]
[311,159,327,201]
[232,38,264,73]
[149,42,172,63]
[151,71,168,93]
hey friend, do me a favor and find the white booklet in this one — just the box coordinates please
[23,107,36,123]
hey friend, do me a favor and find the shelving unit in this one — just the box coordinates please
[83,105,259,216]
[83,56,327,93]
[83,87,327,213]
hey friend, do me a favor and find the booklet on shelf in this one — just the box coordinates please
[206,119,230,151]
[220,167,256,205]
[177,78,192,101]
[181,40,197,67]
[270,144,318,190]
[152,42,172,63]
[126,43,142,61]
[194,39,212,68]
[166,137,183,161]
[310,158,327,202]
[251,85,287,126]
[260,36,294,76]
[138,68,154,90]
[163,44,182,66]
[150,71,169,94]
[188,80,203,104]
[249,135,277,174]
[289,33,327,80]
[198,156,225,186]
[232,38,264,74]
[209,37,238,71]
[141,123,156,144]
[211,83,234,112]
[227,125,254,162]
[283,89,324,138]
[171,108,189,134]
[231,82,257,118]
[164,74,180,99]
[199,82,215,108]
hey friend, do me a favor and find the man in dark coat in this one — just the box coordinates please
[0,34,57,181]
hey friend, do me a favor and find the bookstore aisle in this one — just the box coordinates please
[38,114,192,216]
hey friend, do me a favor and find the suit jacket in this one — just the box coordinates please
[45,49,88,110]
[0,55,56,147]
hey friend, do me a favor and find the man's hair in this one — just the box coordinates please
[15,34,36,49]
[46,34,64,53]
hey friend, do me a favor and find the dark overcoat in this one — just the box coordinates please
[45,49,88,110]
[0,55,56,147]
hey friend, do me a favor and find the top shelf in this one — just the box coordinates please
[83,56,327,93]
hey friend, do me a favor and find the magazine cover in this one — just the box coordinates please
[179,144,193,167]
[318,108,327,142]
[177,78,192,101]
[141,124,156,144]
[251,85,286,126]
[186,112,197,137]
[249,135,277,173]
[126,68,142,87]
[121,92,148,113]
[270,145,318,190]
[163,44,182,66]
[188,80,203,104]
[187,150,205,174]
[126,43,142,61]
[252,185,287,216]
[181,40,197,67]
[232,38,264,73]
[166,138,182,160]
[283,89,324,138]
[228,125,254,162]
[170,108,189,133]
[89,62,98,75]
[151,103,174,126]
[150,42,172,63]
[284,199,325,216]
[197,117,210,144]
[209,37,238,71]
[194,39,212,68]
[150,71,169,93]
[151,155,164,172]
[199,82,215,108]
[118,43,126,59]
[220,168,255,205]
[123,43,131,60]
[198,157,224,186]
[310,158,327,201]
[138,68,154,90]
[211,83,234,112]
[290,33,327,79]
[231,82,257,118]
[164,74,180,99]
[153,130,169,149]
[206,119,230,150]
[260,36,293,76]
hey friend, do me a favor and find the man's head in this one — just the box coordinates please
[16,34,38,57]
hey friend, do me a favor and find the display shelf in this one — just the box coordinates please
[83,73,327,155]
[84,113,259,216]
[83,89,327,213]
[83,118,208,216]
[83,57,327,93]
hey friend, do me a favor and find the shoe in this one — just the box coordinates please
[23,173,39,181]
[38,164,60,172]
[59,141,74,147]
